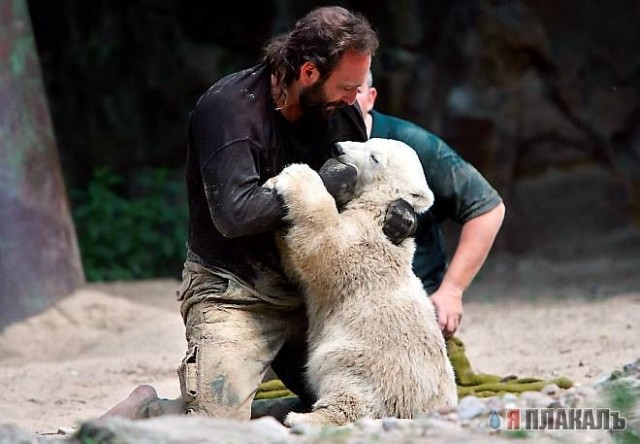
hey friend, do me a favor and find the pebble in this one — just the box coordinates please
[519,390,552,408]
[457,395,487,420]
[541,383,560,396]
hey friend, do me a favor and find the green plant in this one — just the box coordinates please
[71,166,188,281]
[603,379,640,444]
[504,429,529,439]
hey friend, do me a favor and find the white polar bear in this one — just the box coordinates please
[268,138,458,427]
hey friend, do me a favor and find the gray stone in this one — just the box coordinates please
[519,391,553,408]
[457,396,487,420]
[73,415,293,444]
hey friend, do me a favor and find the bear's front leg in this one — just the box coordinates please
[273,163,340,228]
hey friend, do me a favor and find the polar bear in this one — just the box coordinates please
[268,138,458,427]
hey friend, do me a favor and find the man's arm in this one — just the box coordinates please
[201,142,284,238]
[205,149,365,239]
[430,202,505,338]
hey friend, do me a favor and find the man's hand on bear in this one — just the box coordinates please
[383,198,418,244]
[318,158,358,207]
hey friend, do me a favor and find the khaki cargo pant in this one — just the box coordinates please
[176,261,312,420]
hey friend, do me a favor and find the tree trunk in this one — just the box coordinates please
[0,0,85,329]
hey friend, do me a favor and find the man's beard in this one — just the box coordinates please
[299,80,346,119]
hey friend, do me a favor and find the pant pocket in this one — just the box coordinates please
[176,269,194,302]
[178,345,198,405]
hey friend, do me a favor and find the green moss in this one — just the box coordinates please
[447,337,573,398]
[256,337,573,401]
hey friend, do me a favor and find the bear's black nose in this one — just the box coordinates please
[332,142,345,157]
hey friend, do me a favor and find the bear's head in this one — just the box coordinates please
[334,138,434,214]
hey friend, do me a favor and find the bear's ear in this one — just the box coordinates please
[409,188,434,214]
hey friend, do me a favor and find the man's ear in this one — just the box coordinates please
[369,86,378,105]
[299,61,320,86]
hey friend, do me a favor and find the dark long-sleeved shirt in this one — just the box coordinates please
[185,63,367,302]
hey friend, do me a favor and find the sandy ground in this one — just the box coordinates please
[0,252,639,435]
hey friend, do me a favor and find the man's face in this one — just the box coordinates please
[299,78,338,115]
[300,50,371,117]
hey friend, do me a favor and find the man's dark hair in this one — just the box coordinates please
[264,6,378,98]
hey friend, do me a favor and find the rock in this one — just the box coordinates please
[541,383,560,396]
[457,396,487,420]
[500,393,518,409]
[519,391,553,408]
[73,415,293,444]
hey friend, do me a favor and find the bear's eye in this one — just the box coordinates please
[370,153,380,164]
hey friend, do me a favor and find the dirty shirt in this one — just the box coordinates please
[185,63,367,303]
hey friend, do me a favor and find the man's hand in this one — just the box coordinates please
[430,283,463,338]
[318,158,358,207]
[383,198,417,244]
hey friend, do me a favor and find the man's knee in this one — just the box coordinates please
[177,304,288,419]
[177,338,255,419]
[175,278,306,419]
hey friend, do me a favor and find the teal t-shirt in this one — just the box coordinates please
[370,110,502,293]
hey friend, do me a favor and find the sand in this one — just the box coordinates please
[0,254,638,435]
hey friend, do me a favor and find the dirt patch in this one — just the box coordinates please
[0,253,638,434]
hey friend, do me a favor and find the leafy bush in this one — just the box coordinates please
[71,167,188,281]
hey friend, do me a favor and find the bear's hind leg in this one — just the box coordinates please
[284,393,366,427]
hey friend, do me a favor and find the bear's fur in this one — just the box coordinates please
[268,138,458,427]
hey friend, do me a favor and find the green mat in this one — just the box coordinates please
[255,337,573,400]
